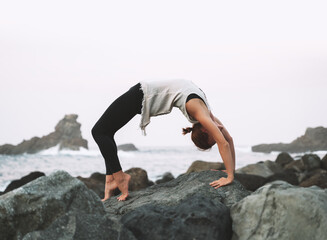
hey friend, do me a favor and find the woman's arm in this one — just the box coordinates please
[186,100,234,188]
[209,112,235,173]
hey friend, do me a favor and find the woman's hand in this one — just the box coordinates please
[209,176,234,189]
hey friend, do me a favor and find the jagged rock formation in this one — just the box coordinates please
[252,126,327,153]
[0,114,88,155]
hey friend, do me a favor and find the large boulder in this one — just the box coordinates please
[231,181,327,240]
[186,160,225,174]
[235,160,282,178]
[0,114,88,155]
[105,170,250,240]
[0,171,116,240]
[105,170,250,213]
[252,126,327,153]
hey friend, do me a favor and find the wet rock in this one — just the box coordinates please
[0,114,88,155]
[186,160,225,174]
[231,181,327,240]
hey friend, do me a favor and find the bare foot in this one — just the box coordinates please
[113,172,131,201]
[101,175,118,202]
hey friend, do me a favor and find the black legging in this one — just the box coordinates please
[91,83,143,175]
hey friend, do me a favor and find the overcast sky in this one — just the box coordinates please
[0,0,326,149]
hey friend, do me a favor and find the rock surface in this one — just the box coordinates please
[252,126,327,153]
[0,114,88,155]
[117,143,138,151]
[105,170,250,240]
[231,181,327,240]
[0,171,114,240]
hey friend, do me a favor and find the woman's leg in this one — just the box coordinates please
[92,83,143,201]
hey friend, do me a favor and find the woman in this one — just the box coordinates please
[92,79,235,201]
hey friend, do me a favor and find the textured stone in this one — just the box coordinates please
[231,181,327,240]
[0,171,107,240]
[121,195,232,240]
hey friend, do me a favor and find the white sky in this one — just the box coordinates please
[0,0,326,148]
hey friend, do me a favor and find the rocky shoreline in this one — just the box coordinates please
[0,152,327,239]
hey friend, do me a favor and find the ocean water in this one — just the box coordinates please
[0,145,326,191]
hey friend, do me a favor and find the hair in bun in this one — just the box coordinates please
[182,127,193,135]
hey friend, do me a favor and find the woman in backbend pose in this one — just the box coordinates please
[92,80,235,201]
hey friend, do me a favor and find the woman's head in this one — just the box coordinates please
[182,123,215,150]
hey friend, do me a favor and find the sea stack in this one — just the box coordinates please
[0,114,88,155]
[252,126,327,153]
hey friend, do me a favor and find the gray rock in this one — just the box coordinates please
[275,152,294,167]
[285,154,321,172]
[235,160,281,178]
[121,195,232,240]
[231,181,327,240]
[186,160,225,173]
[252,126,327,153]
[155,172,175,184]
[0,170,108,240]
[117,143,138,151]
[0,114,88,155]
